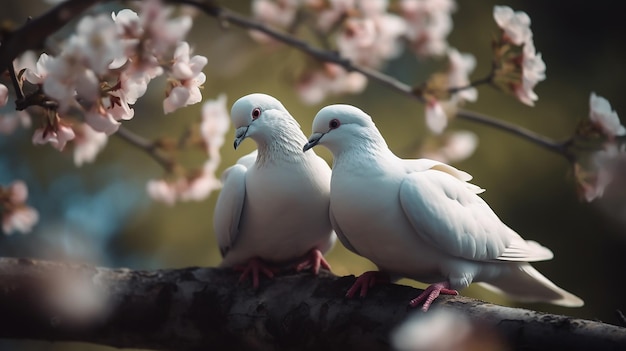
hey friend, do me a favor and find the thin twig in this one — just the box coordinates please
[448,73,494,94]
[114,126,175,172]
[457,108,574,161]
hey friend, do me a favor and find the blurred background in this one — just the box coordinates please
[1,0,626,350]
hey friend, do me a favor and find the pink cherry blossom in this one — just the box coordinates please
[0,84,8,107]
[72,123,108,167]
[2,207,39,235]
[336,4,406,68]
[399,0,456,57]
[201,94,230,158]
[23,53,51,85]
[84,104,121,135]
[146,179,179,206]
[42,54,99,111]
[103,90,135,121]
[0,84,28,134]
[493,5,531,46]
[314,0,356,32]
[147,166,221,205]
[513,42,545,107]
[32,117,76,151]
[447,48,477,103]
[493,6,546,107]
[296,63,367,104]
[178,165,222,202]
[138,0,192,57]
[0,111,32,135]
[163,42,208,114]
[574,144,621,202]
[589,92,625,138]
[252,0,299,28]
[73,14,125,75]
[425,98,448,134]
[420,131,478,163]
[1,180,39,235]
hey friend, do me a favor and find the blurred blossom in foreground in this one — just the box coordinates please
[492,5,546,106]
[0,180,39,235]
[147,95,230,205]
[391,309,507,351]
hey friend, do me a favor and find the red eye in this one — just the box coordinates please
[329,118,340,129]
[252,108,261,120]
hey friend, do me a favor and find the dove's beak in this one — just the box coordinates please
[303,132,324,152]
[234,126,250,150]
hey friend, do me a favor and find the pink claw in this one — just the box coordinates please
[234,258,278,289]
[295,249,332,275]
[409,282,458,312]
[345,271,390,298]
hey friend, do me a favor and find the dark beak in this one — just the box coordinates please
[303,132,324,152]
[234,126,249,150]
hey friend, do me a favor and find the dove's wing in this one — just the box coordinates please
[399,169,553,262]
[403,159,475,182]
[330,207,361,256]
[213,163,248,257]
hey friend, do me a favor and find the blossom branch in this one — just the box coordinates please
[457,108,574,160]
[447,72,494,94]
[0,257,624,351]
[114,126,176,172]
[171,0,573,158]
[0,0,580,161]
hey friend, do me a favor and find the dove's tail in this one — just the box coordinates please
[478,263,584,307]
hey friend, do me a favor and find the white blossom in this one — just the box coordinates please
[589,92,625,138]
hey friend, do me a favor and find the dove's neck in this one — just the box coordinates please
[332,134,398,174]
[255,126,309,166]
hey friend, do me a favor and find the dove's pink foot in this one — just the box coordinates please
[346,271,390,298]
[409,282,458,312]
[295,249,331,275]
[234,258,278,289]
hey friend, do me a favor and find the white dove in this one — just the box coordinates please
[303,104,583,311]
[213,93,335,288]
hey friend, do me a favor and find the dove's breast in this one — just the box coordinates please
[234,158,333,264]
[330,169,445,278]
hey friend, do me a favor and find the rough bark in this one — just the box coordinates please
[0,257,624,351]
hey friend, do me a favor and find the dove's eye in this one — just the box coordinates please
[252,108,261,119]
[329,119,340,129]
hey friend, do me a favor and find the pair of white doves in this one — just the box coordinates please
[214,93,583,311]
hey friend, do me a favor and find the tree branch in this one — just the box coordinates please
[0,0,102,73]
[0,257,623,351]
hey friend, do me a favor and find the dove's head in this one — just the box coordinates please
[230,93,301,149]
[303,104,382,154]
